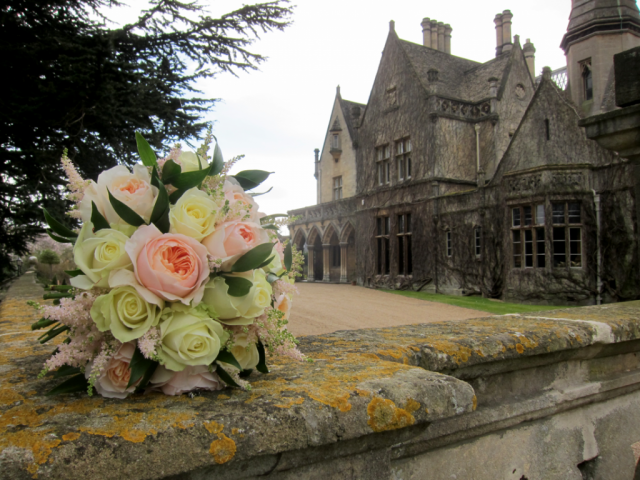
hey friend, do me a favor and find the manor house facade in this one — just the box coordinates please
[288,0,640,304]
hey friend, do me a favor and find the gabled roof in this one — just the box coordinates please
[397,37,514,103]
[339,97,365,140]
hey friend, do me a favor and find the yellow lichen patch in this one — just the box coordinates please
[472,395,477,411]
[274,397,305,409]
[231,428,239,435]
[360,353,380,360]
[376,348,405,360]
[355,388,371,397]
[121,430,147,443]
[203,421,224,435]
[367,397,415,433]
[243,392,262,404]
[217,394,230,400]
[61,432,81,442]
[209,434,236,464]
[516,344,525,354]
[404,398,421,413]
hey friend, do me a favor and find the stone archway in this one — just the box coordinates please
[307,226,323,282]
[339,222,356,283]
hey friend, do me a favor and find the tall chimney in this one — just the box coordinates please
[444,24,452,54]
[437,22,445,52]
[523,38,536,80]
[421,18,432,48]
[501,9,513,52]
[431,20,438,49]
[313,148,320,179]
[494,13,503,56]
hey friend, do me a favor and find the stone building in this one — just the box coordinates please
[288,1,640,304]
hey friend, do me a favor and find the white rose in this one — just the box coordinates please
[70,221,132,290]
[229,333,260,371]
[176,151,205,173]
[202,270,272,326]
[90,270,164,342]
[169,187,222,241]
[157,304,229,372]
[78,165,158,226]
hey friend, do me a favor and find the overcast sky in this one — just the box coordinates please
[108,0,612,218]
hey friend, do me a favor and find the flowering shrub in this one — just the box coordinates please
[31,131,304,397]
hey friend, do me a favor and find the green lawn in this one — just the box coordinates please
[381,289,574,316]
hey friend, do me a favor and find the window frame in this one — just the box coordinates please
[474,226,482,258]
[395,138,412,183]
[446,230,452,258]
[511,203,546,270]
[551,202,583,269]
[397,213,412,276]
[376,145,391,186]
[375,216,391,275]
[333,176,343,201]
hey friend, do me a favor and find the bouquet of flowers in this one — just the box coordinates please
[31,131,304,398]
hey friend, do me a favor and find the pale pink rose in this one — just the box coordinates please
[223,180,261,221]
[87,342,137,399]
[149,364,223,396]
[202,221,270,261]
[274,293,292,320]
[79,165,158,225]
[125,224,210,305]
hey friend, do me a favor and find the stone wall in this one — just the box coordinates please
[3,274,640,479]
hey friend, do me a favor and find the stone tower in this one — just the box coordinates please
[561,0,640,115]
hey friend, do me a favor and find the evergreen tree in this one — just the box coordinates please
[0,0,292,281]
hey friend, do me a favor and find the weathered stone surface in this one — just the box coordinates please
[0,274,473,479]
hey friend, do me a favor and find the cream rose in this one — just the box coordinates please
[157,305,229,371]
[70,222,132,290]
[223,180,260,221]
[125,224,210,305]
[169,187,222,241]
[202,221,270,262]
[149,364,223,396]
[202,270,272,325]
[79,165,158,225]
[90,270,164,342]
[86,342,137,399]
[229,333,260,371]
[175,151,205,173]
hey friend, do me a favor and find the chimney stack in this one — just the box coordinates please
[313,148,320,179]
[444,24,452,54]
[421,18,432,48]
[494,13,503,56]
[431,19,438,49]
[523,38,536,80]
[437,22,445,51]
[501,10,513,52]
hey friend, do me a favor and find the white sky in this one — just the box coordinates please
[105,0,612,217]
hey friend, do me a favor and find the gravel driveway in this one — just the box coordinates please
[286,282,487,336]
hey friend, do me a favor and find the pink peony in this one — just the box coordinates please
[125,224,210,305]
[149,365,223,396]
[87,342,137,399]
[202,220,270,261]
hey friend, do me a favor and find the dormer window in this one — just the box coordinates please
[329,118,342,161]
[331,134,339,149]
[580,59,593,101]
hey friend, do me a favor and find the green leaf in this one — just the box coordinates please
[43,292,73,300]
[215,350,242,371]
[53,365,81,378]
[31,318,56,330]
[49,285,74,292]
[230,243,275,273]
[43,208,77,239]
[216,365,240,387]
[249,187,273,197]
[39,325,69,344]
[135,361,158,393]
[127,346,156,388]
[284,242,293,271]
[171,168,210,191]
[232,170,272,191]
[162,159,182,185]
[65,269,83,277]
[46,230,74,244]
[209,143,224,176]
[150,181,170,233]
[222,275,253,297]
[266,273,279,284]
[107,189,146,227]
[168,188,187,203]
[262,224,279,231]
[91,201,110,231]
[260,214,288,225]
[256,340,269,374]
[135,132,158,168]
[150,166,161,188]
[256,255,275,270]
[46,373,88,396]
[239,368,253,378]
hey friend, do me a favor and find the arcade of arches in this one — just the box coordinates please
[291,222,356,283]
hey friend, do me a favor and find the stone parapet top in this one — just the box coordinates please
[1,273,640,479]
